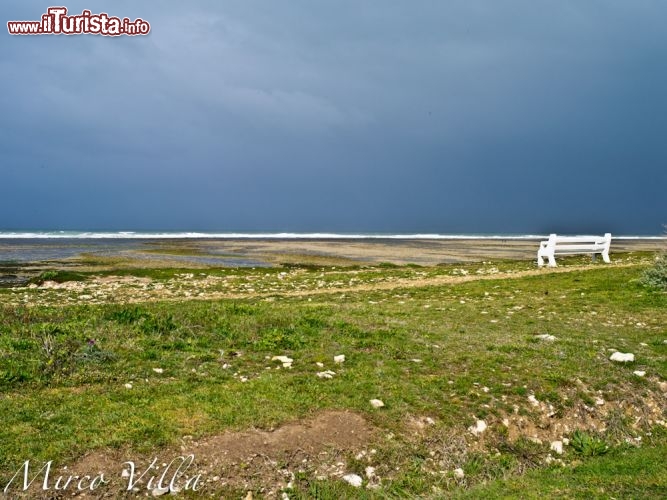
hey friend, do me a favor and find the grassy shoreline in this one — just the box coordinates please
[0,253,665,497]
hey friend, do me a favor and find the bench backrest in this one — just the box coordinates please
[544,233,611,252]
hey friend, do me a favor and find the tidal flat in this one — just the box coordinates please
[0,239,665,498]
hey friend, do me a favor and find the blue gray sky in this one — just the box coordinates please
[1,1,665,234]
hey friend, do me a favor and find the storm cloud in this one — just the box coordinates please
[1,1,665,233]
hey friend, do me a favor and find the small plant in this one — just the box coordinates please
[76,339,116,364]
[570,430,609,457]
[138,314,177,334]
[256,327,306,351]
[639,254,667,290]
[105,306,149,324]
[36,325,82,379]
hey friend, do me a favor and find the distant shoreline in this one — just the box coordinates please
[0,231,665,240]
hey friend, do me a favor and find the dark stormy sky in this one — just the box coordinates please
[1,1,665,234]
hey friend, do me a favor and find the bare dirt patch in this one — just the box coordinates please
[16,411,374,498]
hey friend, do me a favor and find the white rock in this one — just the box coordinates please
[528,395,540,407]
[595,397,605,406]
[124,383,133,389]
[365,466,376,478]
[370,399,385,409]
[152,487,169,496]
[550,441,563,454]
[342,474,363,487]
[152,368,164,374]
[121,469,130,478]
[536,334,556,341]
[562,438,570,445]
[272,355,293,368]
[468,420,487,435]
[272,355,293,364]
[317,370,336,379]
[610,352,635,362]
[454,468,465,479]
[334,354,346,364]
[316,362,324,368]
[633,370,646,377]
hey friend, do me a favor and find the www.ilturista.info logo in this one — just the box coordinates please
[7,7,150,36]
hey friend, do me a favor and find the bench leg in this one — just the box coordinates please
[602,250,611,263]
[537,254,545,267]
[548,256,557,267]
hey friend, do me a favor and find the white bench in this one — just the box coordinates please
[537,233,611,267]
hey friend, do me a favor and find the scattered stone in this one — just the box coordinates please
[152,368,164,374]
[370,399,385,409]
[124,383,133,389]
[633,371,646,377]
[334,354,346,364]
[550,441,563,455]
[317,370,336,379]
[595,397,605,406]
[316,362,324,368]
[562,438,570,446]
[528,395,540,407]
[454,468,465,479]
[272,355,293,368]
[342,474,363,487]
[610,352,635,363]
[121,469,130,478]
[468,419,487,436]
[151,487,169,497]
[536,334,556,341]
[244,492,253,500]
[410,358,422,363]
[365,466,376,479]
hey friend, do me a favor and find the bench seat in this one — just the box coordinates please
[537,233,611,267]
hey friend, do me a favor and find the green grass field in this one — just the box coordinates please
[0,254,665,498]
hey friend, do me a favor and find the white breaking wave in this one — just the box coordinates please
[0,231,664,240]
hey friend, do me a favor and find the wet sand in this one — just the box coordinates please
[163,237,665,266]
[1,237,664,267]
